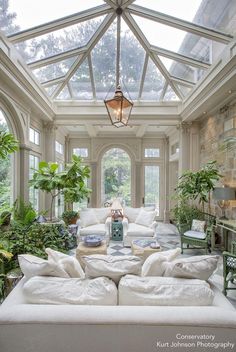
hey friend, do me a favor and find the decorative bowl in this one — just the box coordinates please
[83,235,103,247]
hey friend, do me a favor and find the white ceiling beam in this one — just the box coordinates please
[8,5,113,44]
[122,12,183,99]
[85,124,97,137]
[52,13,116,99]
[160,81,168,101]
[128,4,233,44]
[103,0,117,10]
[171,76,195,88]
[121,0,136,10]
[28,47,86,69]
[41,76,65,87]
[151,45,210,69]
[136,124,146,137]
[138,52,149,99]
[88,53,96,99]
[67,82,74,99]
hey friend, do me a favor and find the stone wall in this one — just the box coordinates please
[199,100,236,219]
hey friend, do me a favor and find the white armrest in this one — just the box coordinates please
[122,217,129,235]
[150,221,158,231]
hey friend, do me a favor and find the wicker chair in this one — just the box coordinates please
[223,241,236,296]
[179,213,216,255]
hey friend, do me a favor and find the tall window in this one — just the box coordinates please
[55,163,64,218]
[73,148,88,158]
[55,141,63,154]
[101,148,131,206]
[29,127,40,145]
[0,109,12,211]
[29,154,39,211]
[144,165,160,215]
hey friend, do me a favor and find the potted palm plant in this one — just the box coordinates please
[61,210,79,226]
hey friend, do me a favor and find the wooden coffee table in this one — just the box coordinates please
[76,240,107,269]
[131,239,161,260]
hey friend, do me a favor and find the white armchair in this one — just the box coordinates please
[122,207,158,247]
[77,208,111,244]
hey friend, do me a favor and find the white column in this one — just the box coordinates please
[178,122,191,175]
[19,144,31,202]
[164,137,170,222]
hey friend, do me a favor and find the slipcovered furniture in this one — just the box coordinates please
[0,277,236,352]
[122,207,158,247]
[179,213,216,254]
[76,240,107,269]
[77,208,111,244]
[223,240,236,296]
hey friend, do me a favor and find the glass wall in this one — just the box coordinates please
[144,165,160,215]
[29,154,40,212]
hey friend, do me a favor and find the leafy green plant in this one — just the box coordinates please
[12,198,37,226]
[171,203,203,228]
[62,210,78,226]
[176,161,221,212]
[0,129,19,160]
[0,211,11,226]
[29,155,91,221]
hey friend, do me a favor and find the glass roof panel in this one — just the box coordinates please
[69,59,93,100]
[120,19,145,100]
[14,16,105,63]
[132,15,223,64]
[176,84,192,97]
[56,85,71,100]
[135,0,234,35]
[159,57,206,84]
[163,85,180,101]
[91,20,116,101]
[32,58,76,83]
[141,58,165,100]
[44,84,60,96]
[4,0,104,35]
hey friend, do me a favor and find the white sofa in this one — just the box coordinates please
[77,208,111,244]
[0,277,236,352]
[122,207,158,247]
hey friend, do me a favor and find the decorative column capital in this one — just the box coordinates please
[177,122,192,133]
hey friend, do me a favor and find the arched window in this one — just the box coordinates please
[0,109,13,211]
[101,148,131,206]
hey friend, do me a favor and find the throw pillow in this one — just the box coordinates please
[123,207,141,222]
[119,275,214,306]
[46,248,85,278]
[163,255,219,280]
[191,219,206,232]
[23,276,117,305]
[141,248,181,276]
[80,209,99,228]
[135,209,156,227]
[83,254,143,283]
[93,208,111,223]
[18,254,69,279]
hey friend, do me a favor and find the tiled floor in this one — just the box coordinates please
[107,234,236,308]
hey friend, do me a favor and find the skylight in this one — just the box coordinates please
[0,0,234,102]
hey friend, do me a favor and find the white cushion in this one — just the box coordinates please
[142,206,155,211]
[18,254,69,279]
[184,230,206,239]
[135,209,156,227]
[46,248,85,279]
[93,208,111,223]
[127,223,154,237]
[141,248,181,277]
[23,276,117,305]
[119,275,214,306]
[163,255,219,280]
[79,223,106,236]
[191,219,206,232]
[123,207,141,222]
[80,209,99,228]
[155,222,179,235]
[83,255,143,283]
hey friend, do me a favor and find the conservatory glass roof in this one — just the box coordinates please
[1,0,235,102]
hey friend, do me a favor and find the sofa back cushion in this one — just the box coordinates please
[23,276,117,305]
[93,208,111,223]
[135,209,156,227]
[142,248,181,277]
[83,254,142,283]
[163,255,219,280]
[123,207,141,223]
[80,209,99,227]
[18,254,69,279]
[119,275,214,306]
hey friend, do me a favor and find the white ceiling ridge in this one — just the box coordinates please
[7,4,113,44]
[122,11,183,100]
[51,13,116,99]
[28,46,87,69]
[150,45,210,69]
[170,76,195,88]
[128,4,233,44]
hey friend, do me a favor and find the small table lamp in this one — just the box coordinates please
[213,187,235,219]
[111,199,123,221]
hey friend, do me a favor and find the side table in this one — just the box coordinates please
[76,241,107,269]
[131,239,161,260]
[111,221,123,241]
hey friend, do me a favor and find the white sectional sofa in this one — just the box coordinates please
[0,277,236,352]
